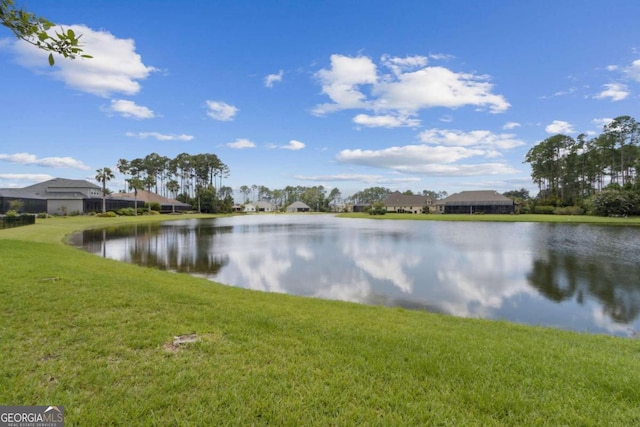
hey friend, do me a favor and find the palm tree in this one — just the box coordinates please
[95,167,115,213]
[128,177,144,215]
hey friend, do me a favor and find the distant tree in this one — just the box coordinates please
[349,187,389,205]
[95,167,115,213]
[116,158,130,191]
[421,190,448,200]
[197,185,217,213]
[503,188,530,201]
[0,0,92,65]
[327,187,342,211]
[166,179,179,199]
[239,185,250,203]
[218,186,234,200]
[128,177,144,215]
[143,175,156,213]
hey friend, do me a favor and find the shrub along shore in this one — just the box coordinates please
[1,214,639,425]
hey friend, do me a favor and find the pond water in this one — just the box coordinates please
[71,215,640,337]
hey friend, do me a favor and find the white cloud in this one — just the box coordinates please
[419,128,525,150]
[206,100,238,121]
[335,123,522,178]
[313,55,378,114]
[264,70,284,88]
[381,54,428,76]
[294,174,421,184]
[0,174,54,185]
[428,53,455,61]
[503,121,521,130]
[545,120,575,134]
[353,114,420,128]
[624,59,640,82]
[266,140,306,150]
[338,145,480,168]
[0,152,90,170]
[281,140,305,150]
[336,145,516,176]
[125,132,193,141]
[10,24,156,97]
[313,54,509,116]
[226,138,255,149]
[375,66,510,113]
[594,83,629,101]
[106,99,154,119]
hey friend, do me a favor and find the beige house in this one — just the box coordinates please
[255,200,276,212]
[382,191,435,214]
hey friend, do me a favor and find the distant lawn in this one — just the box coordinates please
[339,212,640,225]
[1,214,640,425]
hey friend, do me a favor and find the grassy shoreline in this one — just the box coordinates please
[1,214,640,425]
[338,211,640,225]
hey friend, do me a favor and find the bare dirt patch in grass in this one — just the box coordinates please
[162,333,201,353]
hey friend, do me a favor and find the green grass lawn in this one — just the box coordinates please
[1,215,640,425]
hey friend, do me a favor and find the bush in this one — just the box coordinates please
[533,205,555,214]
[368,201,386,215]
[590,189,640,217]
[95,211,118,217]
[553,206,585,215]
[117,207,136,216]
[37,212,48,218]
[144,202,161,212]
[5,210,18,217]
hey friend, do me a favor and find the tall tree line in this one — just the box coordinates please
[525,115,640,206]
[116,152,232,212]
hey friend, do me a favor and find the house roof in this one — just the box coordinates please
[113,190,191,207]
[2,178,100,200]
[382,191,433,207]
[0,188,47,199]
[23,178,100,192]
[287,201,310,209]
[255,200,275,208]
[442,190,514,206]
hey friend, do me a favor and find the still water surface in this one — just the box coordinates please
[72,215,640,337]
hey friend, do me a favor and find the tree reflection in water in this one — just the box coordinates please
[79,222,229,275]
[528,252,640,324]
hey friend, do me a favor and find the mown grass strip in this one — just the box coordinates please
[1,215,639,425]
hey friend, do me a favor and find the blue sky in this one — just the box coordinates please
[1,0,640,199]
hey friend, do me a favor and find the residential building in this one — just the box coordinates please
[436,190,515,214]
[286,201,311,212]
[382,191,434,214]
